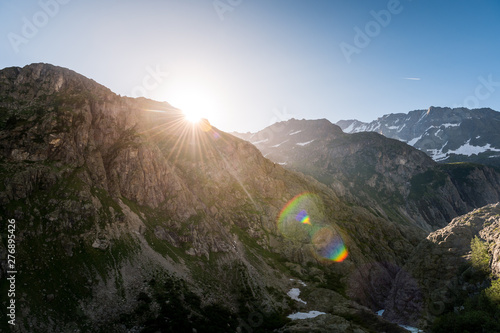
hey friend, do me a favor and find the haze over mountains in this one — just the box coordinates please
[1,64,500,333]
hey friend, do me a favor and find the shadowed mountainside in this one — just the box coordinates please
[0,63,423,332]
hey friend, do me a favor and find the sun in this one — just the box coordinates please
[183,109,203,124]
[160,79,216,125]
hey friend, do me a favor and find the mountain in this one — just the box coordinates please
[0,64,424,332]
[233,118,500,231]
[337,107,500,167]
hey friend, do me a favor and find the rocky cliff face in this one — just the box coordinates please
[337,106,500,167]
[0,64,425,332]
[233,118,500,231]
[383,203,500,330]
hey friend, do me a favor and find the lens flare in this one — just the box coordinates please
[296,210,311,225]
[278,192,319,225]
[278,192,318,239]
[311,227,348,262]
[278,192,348,262]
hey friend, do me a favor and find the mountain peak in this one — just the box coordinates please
[0,63,114,99]
[338,107,500,167]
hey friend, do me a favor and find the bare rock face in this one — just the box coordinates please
[383,203,500,329]
[0,64,427,332]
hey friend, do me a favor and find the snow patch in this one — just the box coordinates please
[441,123,460,128]
[399,325,424,332]
[287,311,326,320]
[287,288,307,304]
[296,140,315,146]
[289,130,302,135]
[448,140,500,156]
[355,125,368,132]
[428,140,500,161]
[417,110,427,123]
[427,141,449,161]
[351,124,368,133]
[251,138,268,145]
[271,140,288,148]
[277,162,287,165]
[343,122,355,133]
[407,134,424,146]
[289,278,307,286]
[425,123,459,131]
[368,123,381,132]
[376,310,423,332]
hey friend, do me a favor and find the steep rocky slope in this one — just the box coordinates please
[383,203,500,331]
[234,119,500,231]
[337,107,500,167]
[0,64,422,332]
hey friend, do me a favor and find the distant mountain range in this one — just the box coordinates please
[336,107,500,167]
[233,118,500,231]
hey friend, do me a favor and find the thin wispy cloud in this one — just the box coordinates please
[403,77,421,81]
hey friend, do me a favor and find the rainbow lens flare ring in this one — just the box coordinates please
[277,192,319,239]
[311,226,348,262]
[296,210,311,225]
[278,192,348,262]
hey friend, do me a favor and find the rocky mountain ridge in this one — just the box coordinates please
[337,106,500,167]
[0,63,425,332]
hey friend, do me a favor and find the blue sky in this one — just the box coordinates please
[1,0,499,132]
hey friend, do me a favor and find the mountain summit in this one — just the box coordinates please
[337,107,500,167]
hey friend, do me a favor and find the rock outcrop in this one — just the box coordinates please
[383,203,500,329]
